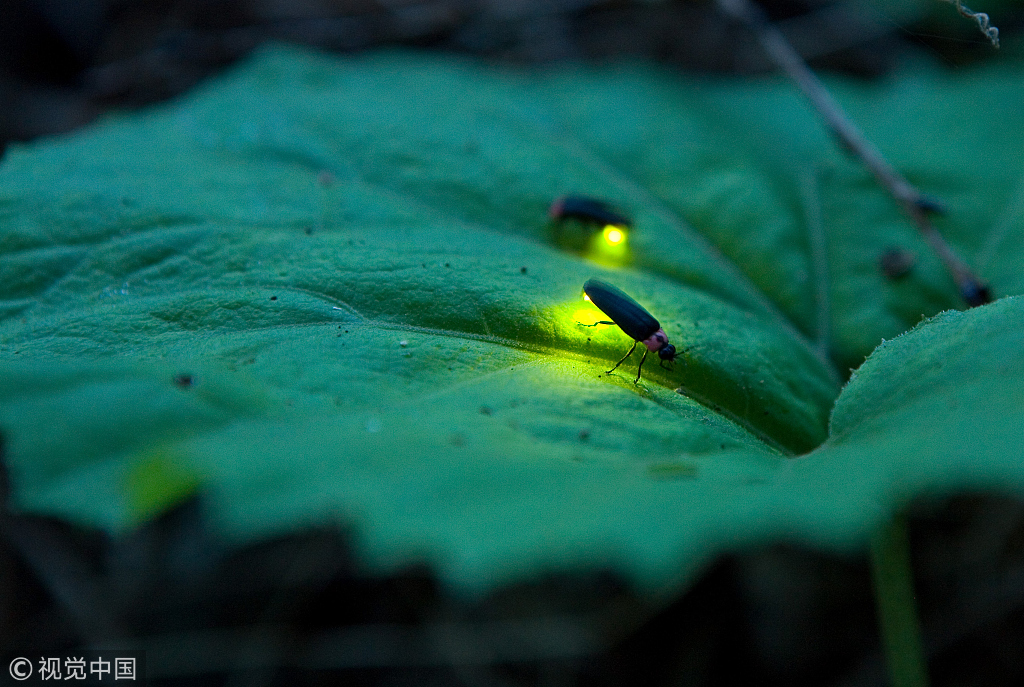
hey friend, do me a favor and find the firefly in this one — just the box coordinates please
[549,195,631,229]
[580,278,677,383]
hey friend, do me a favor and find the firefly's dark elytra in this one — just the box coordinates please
[550,195,631,228]
[581,278,676,383]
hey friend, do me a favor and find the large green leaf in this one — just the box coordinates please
[1,45,1021,594]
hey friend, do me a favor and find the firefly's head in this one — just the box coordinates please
[643,329,676,368]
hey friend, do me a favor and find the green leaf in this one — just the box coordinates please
[1,45,1022,594]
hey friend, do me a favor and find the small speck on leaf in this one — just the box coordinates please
[879,247,916,280]
[173,374,197,388]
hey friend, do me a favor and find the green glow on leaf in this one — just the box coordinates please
[124,448,202,525]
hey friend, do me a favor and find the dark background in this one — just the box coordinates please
[1,0,1022,148]
[2,1,1024,685]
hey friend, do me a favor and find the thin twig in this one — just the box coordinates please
[940,0,1000,48]
[715,0,992,307]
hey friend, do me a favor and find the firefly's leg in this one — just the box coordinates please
[578,321,616,327]
[633,348,649,384]
[607,340,638,374]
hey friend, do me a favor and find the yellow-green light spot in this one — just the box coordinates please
[586,225,629,265]
[602,225,625,245]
